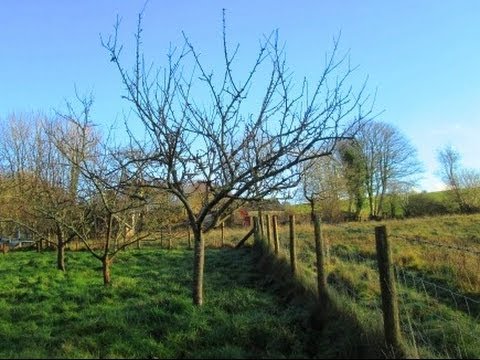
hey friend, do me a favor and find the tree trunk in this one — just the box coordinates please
[310,199,316,223]
[56,230,65,272]
[192,227,205,306]
[220,222,225,247]
[102,256,111,286]
[168,225,172,250]
[355,191,363,221]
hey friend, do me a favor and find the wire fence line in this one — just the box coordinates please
[390,234,480,257]
[328,233,480,315]
[261,218,478,357]
[320,225,479,357]
[327,246,384,315]
[394,266,476,359]
[331,246,479,316]
[394,265,480,317]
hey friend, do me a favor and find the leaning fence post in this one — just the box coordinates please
[375,225,402,352]
[313,214,327,302]
[272,215,280,255]
[289,215,297,274]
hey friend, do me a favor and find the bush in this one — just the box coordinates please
[403,192,458,217]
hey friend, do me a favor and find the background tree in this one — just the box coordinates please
[102,10,374,305]
[0,113,76,269]
[338,140,366,220]
[358,121,422,219]
[437,145,480,213]
[301,155,346,223]
[49,95,151,285]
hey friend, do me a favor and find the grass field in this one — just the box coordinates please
[0,246,359,359]
[265,213,480,358]
[2,213,479,358]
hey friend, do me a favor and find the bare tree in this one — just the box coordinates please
[0,113,76,268]
[58,143,150,286]
[102,10,373,305]
[437,145,480,213]
[49,94,150,285]
[358,121,422,219]
[301,155,346,222]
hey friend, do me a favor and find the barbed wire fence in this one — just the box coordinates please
[386,232,480,357]
[238,213,480,357]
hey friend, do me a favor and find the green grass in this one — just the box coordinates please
[8,213,477,358]
[0,247,347,359]
[264,213,480,358]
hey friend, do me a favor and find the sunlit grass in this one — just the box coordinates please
[0,247,338,359]
[260,213,480,358]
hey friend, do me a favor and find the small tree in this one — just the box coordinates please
[103,10,373,305]
[50,95,150,285]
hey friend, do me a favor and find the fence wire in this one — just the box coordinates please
[328,242,384,315]
[390,234,480,257]
[329,229,480,358]
[395,266,480,318]
[394,264,480,358]
[272,222,479,357]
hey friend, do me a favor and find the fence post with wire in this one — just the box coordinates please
[375,225,403,353]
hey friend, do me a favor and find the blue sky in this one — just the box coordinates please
[1,1,479,191]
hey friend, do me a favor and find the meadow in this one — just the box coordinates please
[267,213,480,358]
[0,246,365,359]
[1,213,479,358]
[137,212,480,358]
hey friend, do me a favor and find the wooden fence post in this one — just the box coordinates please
[253,217,260,244]
[313,214,327,302]
[187,228,192,250]
[168,225,172,250]
[221,222,225,248]
[289,215,297,274]
[272,215,280,255]
[375,225,402,352]
[265,214,271,246]
[258,210,264,239]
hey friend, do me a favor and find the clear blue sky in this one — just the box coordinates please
[1,1,479,192]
